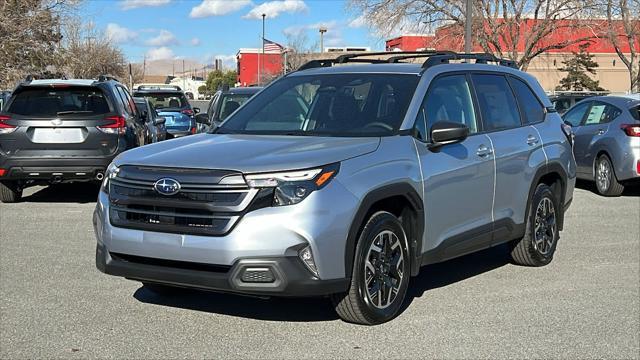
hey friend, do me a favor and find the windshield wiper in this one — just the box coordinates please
[56,110,93,115]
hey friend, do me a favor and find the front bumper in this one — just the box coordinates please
[96,243,348,296]
[93,177,359,295]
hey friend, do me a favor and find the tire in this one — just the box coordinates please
[595,154,624,196]
[0,181,22,203]
[331,211,411,325]
[510,183,559,267]
[142,282,181,296]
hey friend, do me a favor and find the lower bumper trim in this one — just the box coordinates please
[96,243,349,297]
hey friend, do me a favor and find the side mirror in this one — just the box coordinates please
[195,113,209,125]
[429,121,469,148]
[153,117,166,125]
[193,107,200,114]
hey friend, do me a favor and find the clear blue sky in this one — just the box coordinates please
[81,0,383,65]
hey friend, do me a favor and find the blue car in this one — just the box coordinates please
[133,85,198,138]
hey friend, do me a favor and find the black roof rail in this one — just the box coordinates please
[97,75,120,82]
[297,51,519,72]
[386,50,458,63]
[299,51,446,70]
[421,53,518,69]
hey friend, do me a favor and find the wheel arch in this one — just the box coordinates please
[527,162,568,231]
[344,183,424,278]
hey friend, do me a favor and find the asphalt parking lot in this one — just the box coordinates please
[0,182,638,358]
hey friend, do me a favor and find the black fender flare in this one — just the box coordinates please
[526,162,569,231]
[344,183,424,278]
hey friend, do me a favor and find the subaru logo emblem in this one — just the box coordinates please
[154,178,181,196]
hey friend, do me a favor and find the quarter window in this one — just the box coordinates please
[419,74,478,139]
[509,77,544,124]
[472,74,522,131]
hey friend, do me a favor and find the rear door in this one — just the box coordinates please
[0,85,121,158]
[471,73,537,240]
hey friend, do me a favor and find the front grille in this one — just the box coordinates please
[108,165,261,236]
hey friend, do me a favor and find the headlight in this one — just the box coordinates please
[244,163,339,206]
[101,163,119,194]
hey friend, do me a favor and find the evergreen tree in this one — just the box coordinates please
[556,43,607,92]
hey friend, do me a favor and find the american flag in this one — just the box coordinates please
[263,38,285,53]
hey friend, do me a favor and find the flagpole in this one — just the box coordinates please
[257,34,261,86]
[261,13,265,86]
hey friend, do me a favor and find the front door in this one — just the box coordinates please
[414,73,495,260]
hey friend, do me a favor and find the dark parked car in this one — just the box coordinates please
[562,95,640,196]
[132,85,198,138]
[133,97,167,143]
[0,76,146,202]
[0,91,11,111]
[549,91,607,114]
[195,87,262,132]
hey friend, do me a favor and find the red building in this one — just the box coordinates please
[386,34,437,51]
[385,19,638,54]
[236,49,283,87]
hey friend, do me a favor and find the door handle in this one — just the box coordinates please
[476,144,493,157]
[527,135,539,146]
[597,129,606,135]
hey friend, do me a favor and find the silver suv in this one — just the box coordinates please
[94,52,576,325]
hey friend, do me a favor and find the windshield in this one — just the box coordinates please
[136,92,189,110]
[218,73,420,136]
[218,93,255,120]
[7,87,110,117]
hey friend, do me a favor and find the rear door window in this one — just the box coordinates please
[8,87,111,117]
[584,102,621,125]
[472,74,522,131]
[509,77,545,124]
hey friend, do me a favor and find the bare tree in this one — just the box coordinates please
[605,0,640,92]
[0,0,76,88]
[348,0,604,70]
[285,32,319,71]
[61,18,127,79]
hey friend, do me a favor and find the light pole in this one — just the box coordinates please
[259,13,265,86]
[319,27,327,53]
[464,0,472,54]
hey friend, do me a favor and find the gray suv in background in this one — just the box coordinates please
[0,76,144,203]
[94,52,576,325]
[562,95,640,196]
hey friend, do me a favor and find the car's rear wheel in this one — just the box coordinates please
[595,154,624,196]
[510,183,559,266]
[331,211,410,325]
[0,181,22,203]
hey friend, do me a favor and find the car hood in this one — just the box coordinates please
[114,134,380,173]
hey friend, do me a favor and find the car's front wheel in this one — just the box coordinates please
[331,211,410,325]
[595,154,624,196]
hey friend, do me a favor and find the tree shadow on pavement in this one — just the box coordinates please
[20,183,100,203]
[133,244,511,322]
[576,179,640,197]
